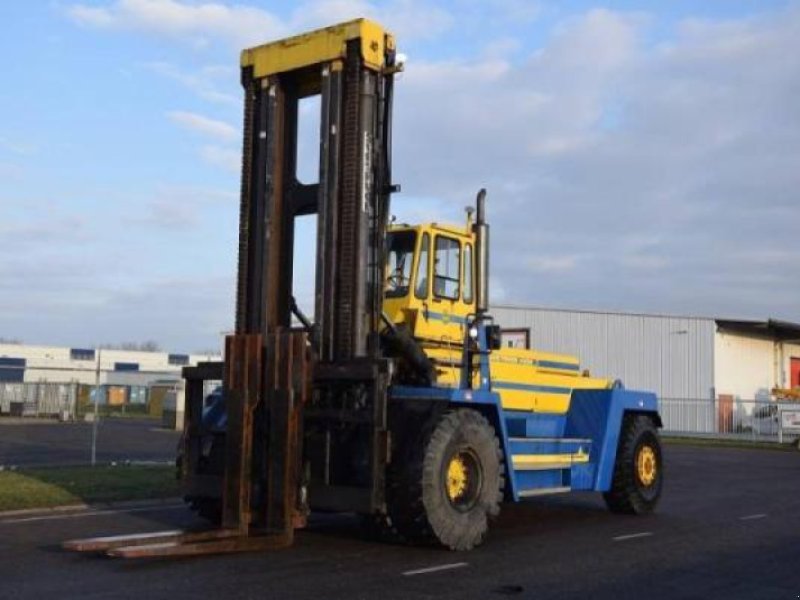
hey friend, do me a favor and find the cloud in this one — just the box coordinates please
[143,61,239,106]
[0,216,90,248]
[127,200,199,230]
[525,255,582,273]
[167,111,241,172]
[0,163,24,179]
[67,0,286,48]
[46,2,800,344]
[199,144,240,173]
[66,0,454,47]
[167,110,238,141]
[0,136,37,156]
[0,269,235,352]
[123,184,237,230]
[390,7,800,320]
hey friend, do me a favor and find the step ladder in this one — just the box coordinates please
[504,413,594,499]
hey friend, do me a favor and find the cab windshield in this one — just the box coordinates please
[385,231,416,298]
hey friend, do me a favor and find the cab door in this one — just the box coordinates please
[428,234,466,360]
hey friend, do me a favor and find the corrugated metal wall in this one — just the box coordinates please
[492,305,716,400]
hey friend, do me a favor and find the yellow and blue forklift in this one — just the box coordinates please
[65,18,663,557]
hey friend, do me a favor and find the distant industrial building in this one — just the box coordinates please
[492,305,800,402]
[0,344,220,420]
[0,344,220,386]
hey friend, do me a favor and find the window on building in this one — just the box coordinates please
[0,368,23,382]
[168,354,189,366]
[463,243,473,304]
[434,236,460,300]
[70,348,95,361]
[0,357,25,367]
[414,233,430,299]
[501,329,530,349]
[114,362,139,372]
[0,357,25,383]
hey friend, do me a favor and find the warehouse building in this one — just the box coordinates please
[492,305,800,435]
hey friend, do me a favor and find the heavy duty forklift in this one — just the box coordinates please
[65,19,663,558]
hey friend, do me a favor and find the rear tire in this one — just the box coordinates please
[387,408,504,550]
[603,414,663,514]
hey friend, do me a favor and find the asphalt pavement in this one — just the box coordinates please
[0,418,181,467]
[1,443,798,599]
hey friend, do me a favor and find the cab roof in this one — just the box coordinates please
[389,222,472,238]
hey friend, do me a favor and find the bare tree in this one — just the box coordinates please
[100,340,162,352]
[193,348,221,356]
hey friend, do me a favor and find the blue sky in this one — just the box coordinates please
[1,1,798,352]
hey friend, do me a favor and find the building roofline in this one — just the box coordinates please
[715,318,800,342]
[492,304,800,339]
[491,303,717,322]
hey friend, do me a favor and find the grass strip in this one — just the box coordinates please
[0,465,179,512]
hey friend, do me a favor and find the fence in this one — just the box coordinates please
[3,383,797,443]
[0,382,77,418]
[659,397,800,442]
[0,380,222,422]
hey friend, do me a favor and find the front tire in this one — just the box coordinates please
[603,414,663,514]
[387,408,505,550]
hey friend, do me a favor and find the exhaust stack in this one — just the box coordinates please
[474,188,489,315]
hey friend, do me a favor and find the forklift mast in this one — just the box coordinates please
[236,19,396,357]
[216,19,398,540]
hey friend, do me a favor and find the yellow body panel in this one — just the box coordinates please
[385,222,612,415]
[241,18,393,78]
[490,348,611,412]
[512,451,590,470]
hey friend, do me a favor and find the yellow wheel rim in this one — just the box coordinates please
[446,454,468,501]
[636,445,657,486]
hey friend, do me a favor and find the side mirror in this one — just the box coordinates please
[486,324,503,350]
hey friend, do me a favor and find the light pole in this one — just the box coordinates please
[91,348,102,466]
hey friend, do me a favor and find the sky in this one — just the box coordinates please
[1,0,798,353]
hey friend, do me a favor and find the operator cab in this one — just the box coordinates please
[383,219,477,386]
[384,222,475,330]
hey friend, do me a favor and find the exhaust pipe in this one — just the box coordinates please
[474,189,489,315]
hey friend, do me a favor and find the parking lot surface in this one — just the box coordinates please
[1,444,799,599]
[0,418,180,466]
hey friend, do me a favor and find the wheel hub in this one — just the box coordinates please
[636,445,657,486]
[446,455,469,501]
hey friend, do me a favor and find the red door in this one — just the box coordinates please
[791,357,800,388]
[718,394,733,433]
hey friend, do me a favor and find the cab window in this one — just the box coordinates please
[414,233,430,299]
[385,231,416,298]
[434,236,460,300]
[463,243,473,304]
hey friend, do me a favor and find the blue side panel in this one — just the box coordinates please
[564,389,659,492]
[515,469,565,490]
[503,411,566,437]
[570,463,596,490]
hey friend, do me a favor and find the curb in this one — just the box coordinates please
[662,436,800,452]
[0,496,184,519]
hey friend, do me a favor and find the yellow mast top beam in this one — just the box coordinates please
[241,18,395,78]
